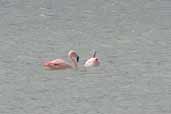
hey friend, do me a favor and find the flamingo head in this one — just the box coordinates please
[68,50,79,62]
[94,58,100,66]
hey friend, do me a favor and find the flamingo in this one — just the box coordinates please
[84,50,100,67]
[43,50,79,70]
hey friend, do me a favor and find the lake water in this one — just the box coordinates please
[0,0,171,114]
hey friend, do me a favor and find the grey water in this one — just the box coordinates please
[0,0,171,114]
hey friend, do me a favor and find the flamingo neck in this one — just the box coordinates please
[70,57,77,68]
[93,51,96,58]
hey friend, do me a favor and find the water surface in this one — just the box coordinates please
[0,0,171,114]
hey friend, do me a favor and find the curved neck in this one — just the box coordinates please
[70,57,77,68]
[93,51,96,58]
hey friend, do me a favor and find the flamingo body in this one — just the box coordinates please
[43,59,72,70]
[84,51,100,67]
[84,58,100,67]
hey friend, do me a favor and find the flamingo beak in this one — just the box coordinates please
[77,56,79,62]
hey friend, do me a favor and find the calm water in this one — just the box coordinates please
[0,0,171,114]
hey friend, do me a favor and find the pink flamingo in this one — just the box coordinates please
[43,50,79,70]
[84,50,100,67]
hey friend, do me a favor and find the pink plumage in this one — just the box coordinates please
[43,50,79,70]
[84,51,100,67]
